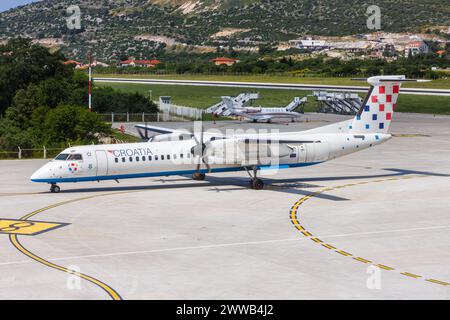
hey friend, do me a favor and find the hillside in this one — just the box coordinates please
[0,0,449,61]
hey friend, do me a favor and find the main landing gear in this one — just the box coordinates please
[192,172,206,181]
[50,183,60,193]
[245,166,264,190]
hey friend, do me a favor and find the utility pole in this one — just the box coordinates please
[88,50,93,112]
[148,90,153,102]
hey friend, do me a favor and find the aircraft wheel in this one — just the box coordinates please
[193,173,206,181]
[50,185,60,193]
[252,179,264,190]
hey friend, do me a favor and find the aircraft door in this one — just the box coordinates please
[95,150,108,176]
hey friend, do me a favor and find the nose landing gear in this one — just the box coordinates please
[50,184,60,193]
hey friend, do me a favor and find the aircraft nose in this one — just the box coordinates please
[30,165,51,182]
[31,168,44,181]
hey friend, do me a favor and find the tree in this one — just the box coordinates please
[0,38,73,115]
[71,87,159,113]
[37,104,111,147]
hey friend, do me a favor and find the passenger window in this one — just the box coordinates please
[142,156,146,161]
[155,155,158,160]
[115,158,119,163]
[122,157,126,163]
[180,154,184,159]
[173,155,177,160]
[161,155,165,160]
[129,157,133,162]
[149,156,152,161]
[167,155,171,160]
[136,156,139,162]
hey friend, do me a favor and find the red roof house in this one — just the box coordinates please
[210,57,240,66]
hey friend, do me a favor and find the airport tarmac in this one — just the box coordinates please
[0,112,449,299]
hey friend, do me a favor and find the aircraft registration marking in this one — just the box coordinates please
[0,218,69,235]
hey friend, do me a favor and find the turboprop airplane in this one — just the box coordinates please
[31,76,426,193]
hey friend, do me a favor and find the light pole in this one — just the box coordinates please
[88,50,93,112]
[148,90,153,102]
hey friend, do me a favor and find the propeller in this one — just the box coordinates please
[190,121,211,173]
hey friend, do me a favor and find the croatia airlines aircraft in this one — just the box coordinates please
[31,76,424,193]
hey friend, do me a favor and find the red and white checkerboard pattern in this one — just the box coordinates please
[350,82,401,133]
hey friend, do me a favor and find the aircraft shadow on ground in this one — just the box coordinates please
[56,168,449,202]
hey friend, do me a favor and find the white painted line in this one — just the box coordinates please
[94,78,450,97]
[1,224,450,266]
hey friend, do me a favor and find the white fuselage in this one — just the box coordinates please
[31,131,391,184]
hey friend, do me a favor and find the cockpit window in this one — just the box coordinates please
[67,154,83,161]
[55,153,69,161]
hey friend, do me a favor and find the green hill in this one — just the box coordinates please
[0,0,449,61]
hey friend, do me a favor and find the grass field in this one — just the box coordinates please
[94,73,450,90]
[98,82,450,115]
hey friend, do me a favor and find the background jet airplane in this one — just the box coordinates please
[31,76,426,193]
[206,93,307,123]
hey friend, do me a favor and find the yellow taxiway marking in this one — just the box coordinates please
[289,175,450,287]
[9,234,123,299]
[7,191,141,300]
[0,219,68,236]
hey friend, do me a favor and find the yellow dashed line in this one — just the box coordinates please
[353,257,372,264]
[426,279,450,286]
[377,264,395,271]
[336,250,352,257]
[401,272,422,279]
[289,175,449,288]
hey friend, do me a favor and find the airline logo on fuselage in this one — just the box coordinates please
[108,148,154,158]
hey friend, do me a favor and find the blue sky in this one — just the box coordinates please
[0,0,40,13]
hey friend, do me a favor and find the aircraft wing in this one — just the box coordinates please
[135,124,191,135]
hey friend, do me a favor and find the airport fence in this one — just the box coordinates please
[99,111,203,123]
[0,147,65,160]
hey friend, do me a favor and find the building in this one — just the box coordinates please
[436,50,446,58]
[210,57,240,66]
[370,44,397,58]
[404,41,430,57]
[328,41,371,52]
[64,60,110,69]
[119,59,161,68]
[290,38,330,51]
[64,60,83,68]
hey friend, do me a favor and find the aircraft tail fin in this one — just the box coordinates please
[349,75,429,134]
[221,96,236,110]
